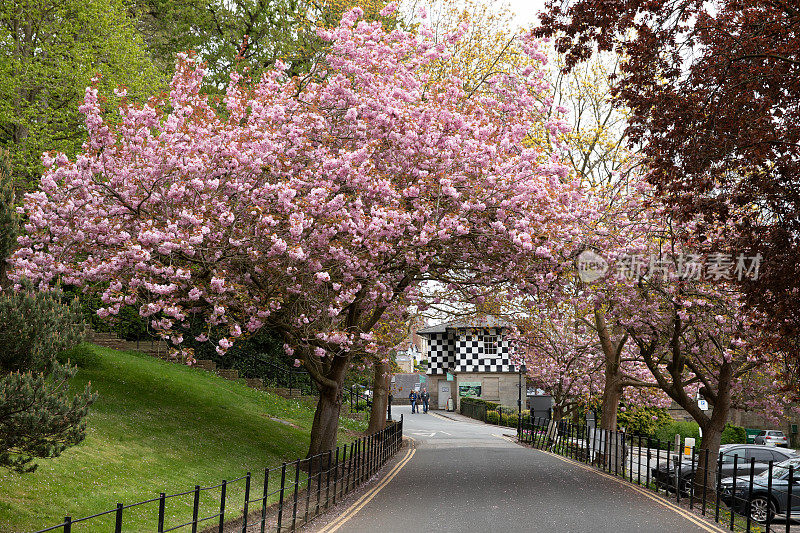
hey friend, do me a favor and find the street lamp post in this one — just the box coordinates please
[518,363,526,440]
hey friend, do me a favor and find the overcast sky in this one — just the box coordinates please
[505,0,548,29]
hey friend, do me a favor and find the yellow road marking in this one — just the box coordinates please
[539,448,727,533]
[492,433,517,443]
[429,412,450,422]
[318,439,416,533]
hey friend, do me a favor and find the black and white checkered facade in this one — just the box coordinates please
[423,327,515,375]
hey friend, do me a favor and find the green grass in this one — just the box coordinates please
[0,344,367,533]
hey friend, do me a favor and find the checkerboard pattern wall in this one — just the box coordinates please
[425,327,515,375]
[454,328,514,372]
[425,332,453,375]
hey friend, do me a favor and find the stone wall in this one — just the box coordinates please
[88,330,169,359]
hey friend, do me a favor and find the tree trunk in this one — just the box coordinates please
[305,350,351,458]
[600,380,622,431]
[694,410,727,497]
[367,360,389,434]
[307,382,343,457]
[691,365,732,497]
[595,308,625,431]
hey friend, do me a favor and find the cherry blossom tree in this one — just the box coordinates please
[633,269,790,490]
[10,6,581,455]
[515,304,600,420]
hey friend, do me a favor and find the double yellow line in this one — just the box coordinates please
[318,439,416,533]
[541,448,728,533]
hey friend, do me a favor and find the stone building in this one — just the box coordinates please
[418,317,524,410]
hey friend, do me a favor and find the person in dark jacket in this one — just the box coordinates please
[420,388,430,413]
[409,390,418,413]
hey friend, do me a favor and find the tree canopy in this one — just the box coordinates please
[537,0,800,375]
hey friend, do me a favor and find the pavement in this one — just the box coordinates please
[306,406,728,533]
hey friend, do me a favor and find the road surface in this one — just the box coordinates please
[308,406,726,533]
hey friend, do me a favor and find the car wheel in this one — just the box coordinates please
[749,496,774,523]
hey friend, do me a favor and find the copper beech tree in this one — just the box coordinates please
[537,0,800,382]
[11,6,581,455]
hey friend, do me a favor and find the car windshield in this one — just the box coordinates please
[766,457,800,480]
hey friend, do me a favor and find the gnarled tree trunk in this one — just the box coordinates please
[307,382,343,457]
[304,347,351,458]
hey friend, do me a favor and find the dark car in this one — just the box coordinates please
[650,444,798,493]
[720,456,800,522]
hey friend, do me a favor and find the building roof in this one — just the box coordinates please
[417,316,512,334]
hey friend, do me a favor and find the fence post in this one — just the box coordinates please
[676,447,682,504]
[638,435,643,485]
[305,457,314,523]
[261,469,270,533]
[746,457,755,532]
[689,447,696,509]
[369,434,374,477]
[277,463,287,533]
[346,442,354,494]
[115,503,123,533]
[192,486,200,533]
[243,472,251,533]
[702,449,709,516]
[715,452,722,523]
[158,492,166,532]
[731,455,738,531]
[766,461,773,532]
[787,465,794,533]
[64,517,71,533]
[322,449,331,511]
[358,438,364,484]
[219,480,227,533]
[291,461,301,531]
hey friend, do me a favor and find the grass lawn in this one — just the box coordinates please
[0,344,367,533]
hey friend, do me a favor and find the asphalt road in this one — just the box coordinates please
[310,405,725,533]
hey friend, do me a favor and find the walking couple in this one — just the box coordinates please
[409,388,430,413]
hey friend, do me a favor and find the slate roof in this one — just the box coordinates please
[417,315,512,334]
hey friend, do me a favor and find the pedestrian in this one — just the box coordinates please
[409,390,418,413]
[421,388,430,413]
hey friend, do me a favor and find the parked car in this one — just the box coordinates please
[651,444,798,493]
[719,456,800,522]
[754,430,789,447]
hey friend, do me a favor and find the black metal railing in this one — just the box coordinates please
[343,385,373,413]
[33,418,404,533]
[240,357,373,413]
[515,415,798,533]
[249,356,317,397]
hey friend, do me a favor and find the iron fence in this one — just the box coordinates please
[516,415,798,532]
[33,418,403,533]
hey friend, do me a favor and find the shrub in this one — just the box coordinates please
[506,414,518,428]
[486,411,500,425]
[654,420,701,446]
[617,405,673,436]
[721,423,747,444]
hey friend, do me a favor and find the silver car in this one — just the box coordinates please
[754,430,789,447]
